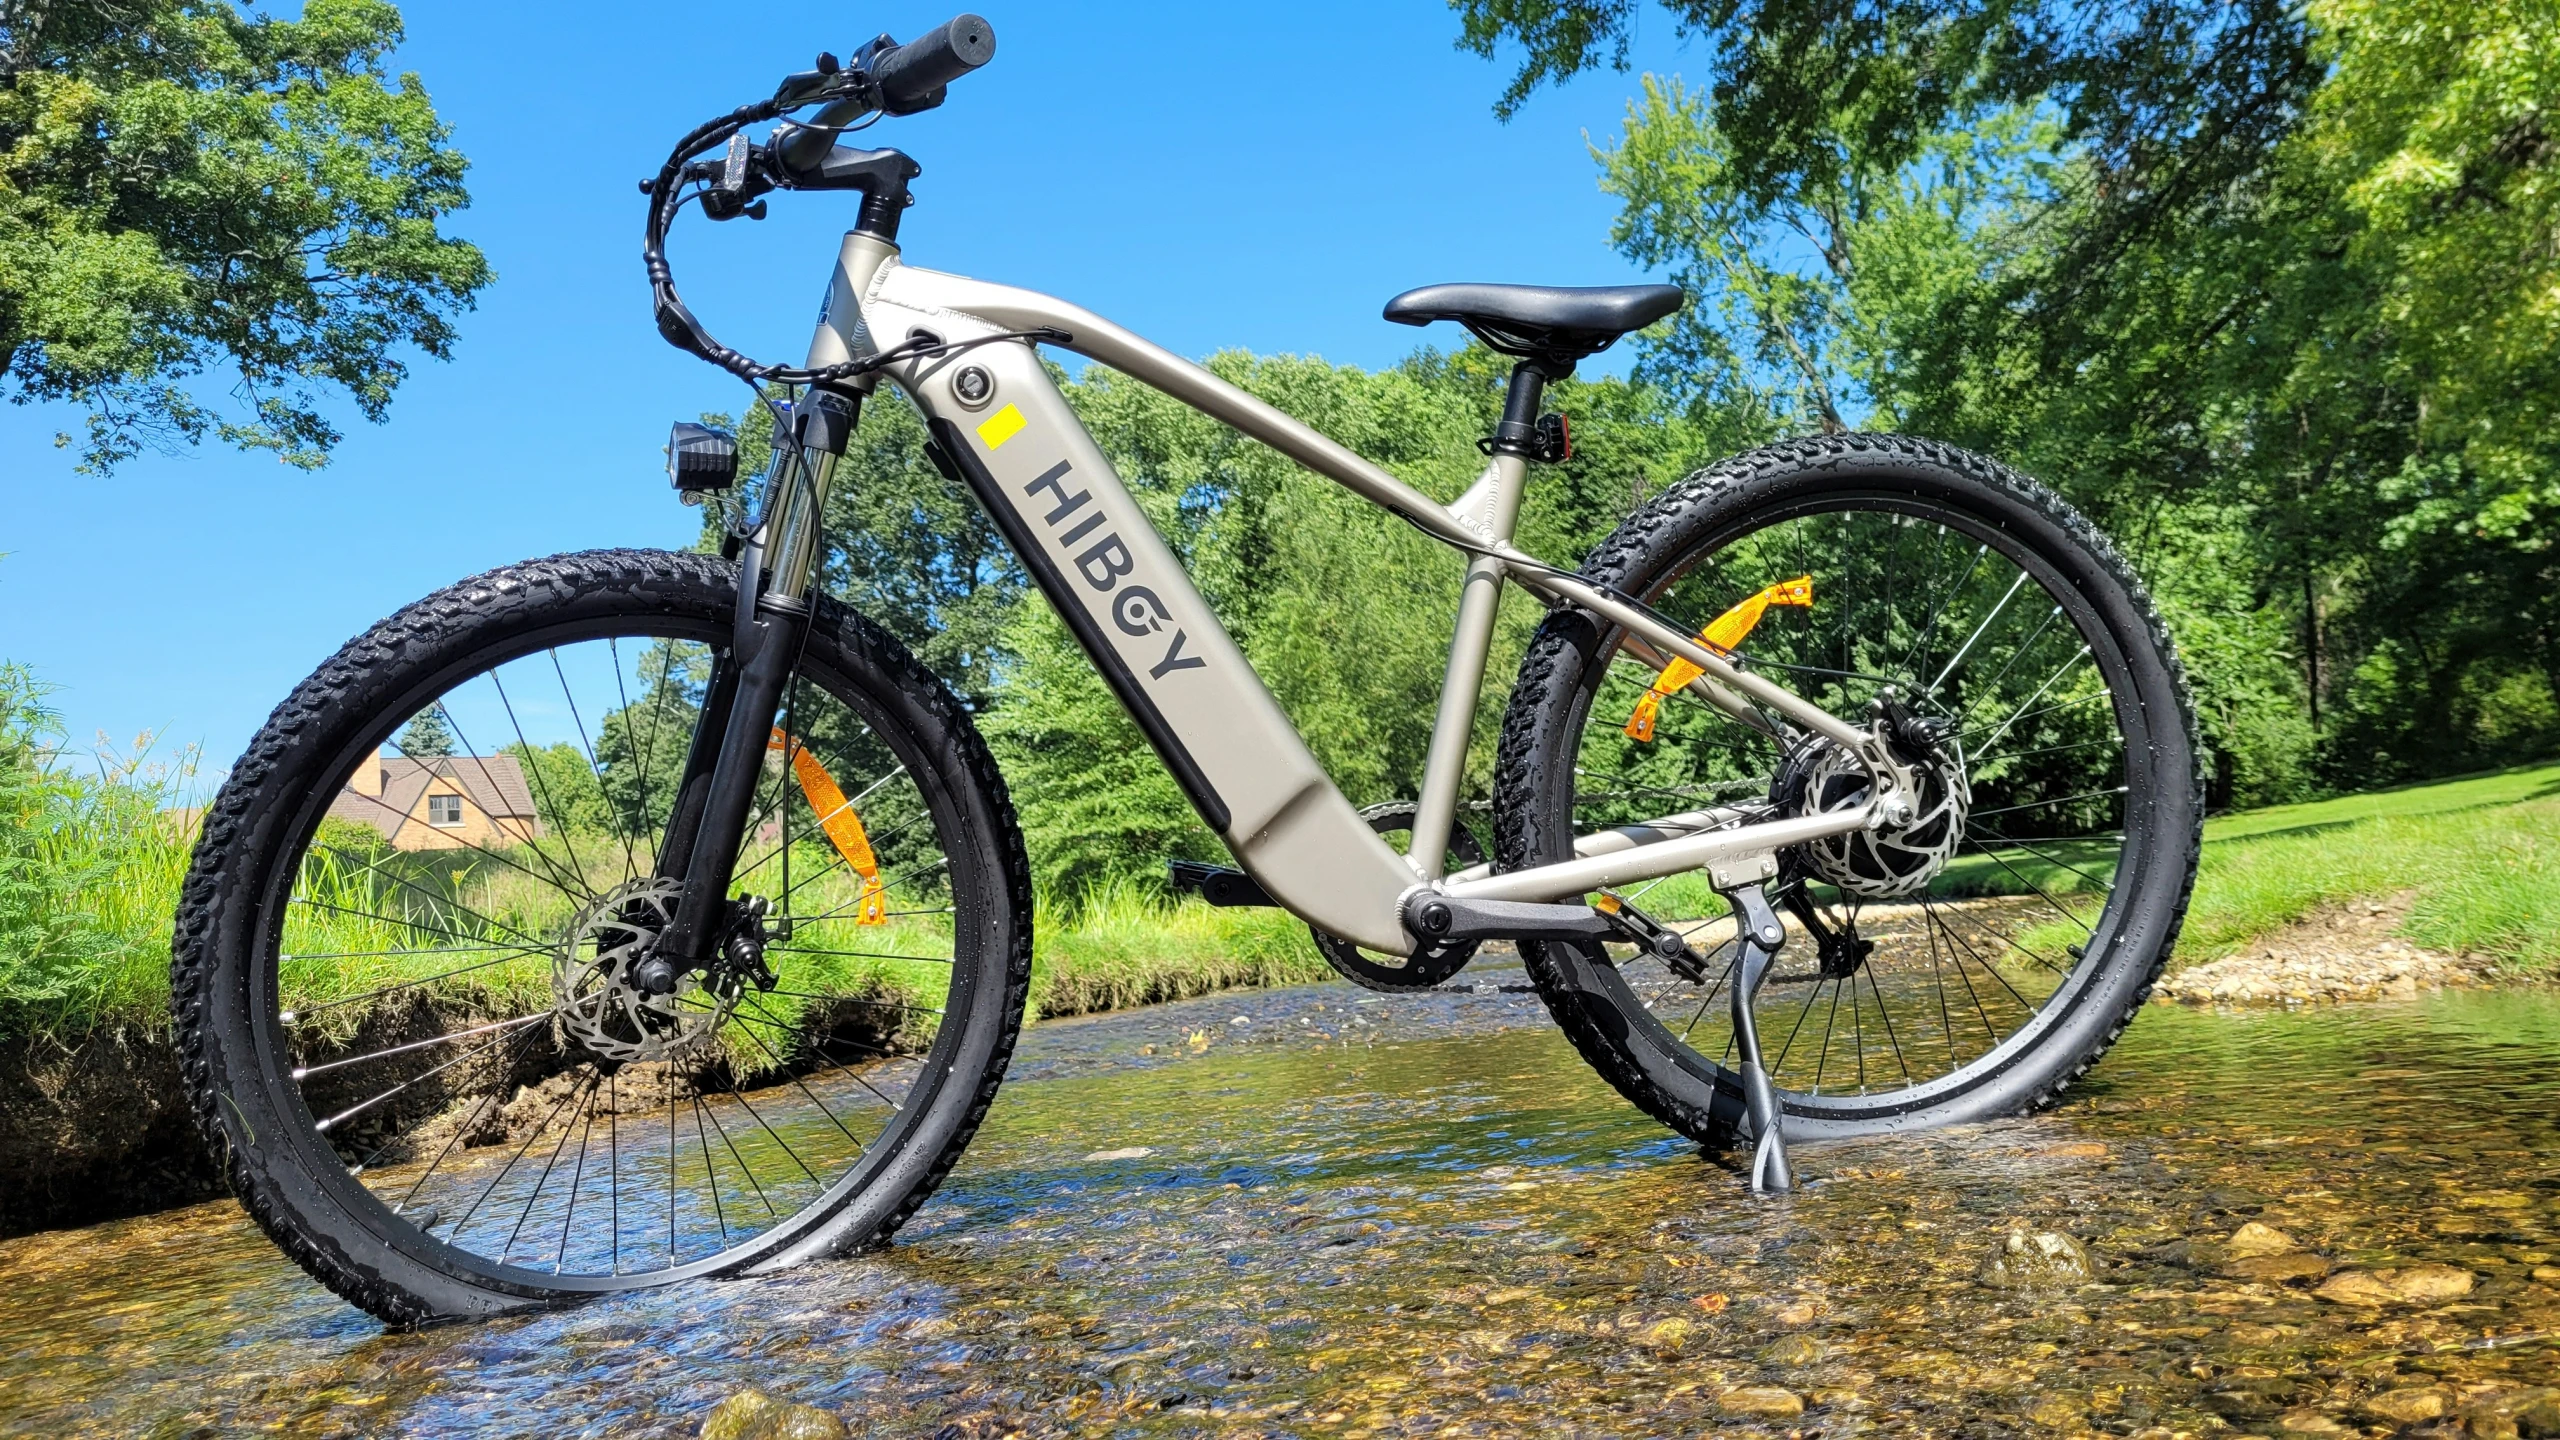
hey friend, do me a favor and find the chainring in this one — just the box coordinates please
[1310,802,1487,993]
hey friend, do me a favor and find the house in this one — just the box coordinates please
[329,752,543,851]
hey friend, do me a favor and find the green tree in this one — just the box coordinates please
[0,0,489,471]
[395,707,452,758]
[501,740,611,839]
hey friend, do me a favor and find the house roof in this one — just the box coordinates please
[328,753,539,839]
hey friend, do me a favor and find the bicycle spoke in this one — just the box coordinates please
[504,1073,599,1263]
[485,672,606,903]
[294,1012,549,1080]
[412,700,597,903]
[554,1100,597,1274]
[550,647,644,888]
[1925,569,2029,697]
[1959,839,2103,932]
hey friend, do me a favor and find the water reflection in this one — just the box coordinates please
[3,963,2555,1437]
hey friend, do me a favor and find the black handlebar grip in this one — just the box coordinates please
[870,14,995,114]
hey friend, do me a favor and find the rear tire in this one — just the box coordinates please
[1493,435,2201,1145]
[174,549,1032,1324]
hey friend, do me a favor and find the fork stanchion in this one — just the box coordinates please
[1722,880,1794,1194]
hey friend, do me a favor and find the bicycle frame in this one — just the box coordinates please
[764,230,1902,954]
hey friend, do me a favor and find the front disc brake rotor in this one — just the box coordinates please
[552,877,742,1064]
[1311,801,1486,992]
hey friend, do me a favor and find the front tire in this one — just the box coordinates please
[174,550,1032,1323]
[1494,435,2201,1146]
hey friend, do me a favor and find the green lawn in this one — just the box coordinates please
[2003,760,2560,973]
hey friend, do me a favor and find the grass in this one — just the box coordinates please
[2009,759,2560,973]
[8,651,2554,1058]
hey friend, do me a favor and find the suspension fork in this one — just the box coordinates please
[640,387,863,992]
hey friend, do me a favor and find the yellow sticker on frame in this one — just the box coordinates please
[976,403,1026,449]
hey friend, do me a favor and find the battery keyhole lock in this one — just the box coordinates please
[951,365,996,409]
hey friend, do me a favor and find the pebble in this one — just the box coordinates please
[700,1390,848,1440]
[2274,1409,2354,1435]
[1717,1385,1804,1419]
[1758,1333,1824,1367]
[1082,1147,1154,1162]
[1979,1227,2096,1288]
[2025,1393,2085,1428]
[2223,1252,2332,1284]
[2154,894,2488,1007]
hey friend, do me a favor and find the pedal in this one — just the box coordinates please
[1167,860,1278,908]
[1596,894,1710,983]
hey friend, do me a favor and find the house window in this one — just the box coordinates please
[427,794,464,828]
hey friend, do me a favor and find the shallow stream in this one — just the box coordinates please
[3,957,2555,1437]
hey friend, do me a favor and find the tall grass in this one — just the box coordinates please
[12,644,2551,1054]
[0,666,197,1035]
[1027,877,1327,1021]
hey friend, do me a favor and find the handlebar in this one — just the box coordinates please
[773,14,995,172]
[646,15,997,382]
[872,14,996,114]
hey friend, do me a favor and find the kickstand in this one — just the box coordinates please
[1722,880,1795,1194]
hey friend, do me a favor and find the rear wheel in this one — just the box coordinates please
[1494,435,2200,1145]
[174,549,1032,1324]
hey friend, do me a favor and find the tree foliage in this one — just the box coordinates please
[1472,0,2560,799]
[0,0,488,471]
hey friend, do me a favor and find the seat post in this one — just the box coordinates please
[1490,362,1557,455]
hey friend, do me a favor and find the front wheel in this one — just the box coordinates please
[174,549,1032,1324]
[1494,435,2201,1146]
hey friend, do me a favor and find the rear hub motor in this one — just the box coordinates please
[1775,734,1970,900]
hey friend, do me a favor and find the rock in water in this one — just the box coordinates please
[2384,1262,2475,1302]
[1717,1385,1805,1419]
[2358,1387,2455,1425]
[1758,1333,1825,1367]
[701,1389,849,1440]
[2024,1393,2086,1429]
[2223,1251,2332,1284]
[2313,1264,2475,1306]
[1979,1228,2095,1287]
[2226,1221,2301,1256]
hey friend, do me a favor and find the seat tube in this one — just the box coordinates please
[1410,449,1532,878]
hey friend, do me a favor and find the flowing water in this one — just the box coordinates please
[3,956,2556,1438]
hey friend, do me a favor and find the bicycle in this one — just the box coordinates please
[175,15,2201,1324]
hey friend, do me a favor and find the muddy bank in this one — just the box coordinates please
[2157,892,2504,1007]
[0,1025,219,1235]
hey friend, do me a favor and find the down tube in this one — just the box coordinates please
[899,343,1417,954]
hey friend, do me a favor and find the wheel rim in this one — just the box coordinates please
[250,616,984,1289]
[1549,492,2157,1119]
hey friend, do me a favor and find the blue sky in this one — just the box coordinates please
[0,1,1700,777]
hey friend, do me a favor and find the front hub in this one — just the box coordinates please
[553,878,743,1064]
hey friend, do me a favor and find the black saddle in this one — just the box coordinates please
[1383,282,1684,367]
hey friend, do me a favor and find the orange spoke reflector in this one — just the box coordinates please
[769,728,887,923]
[1624,576,1813,742]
